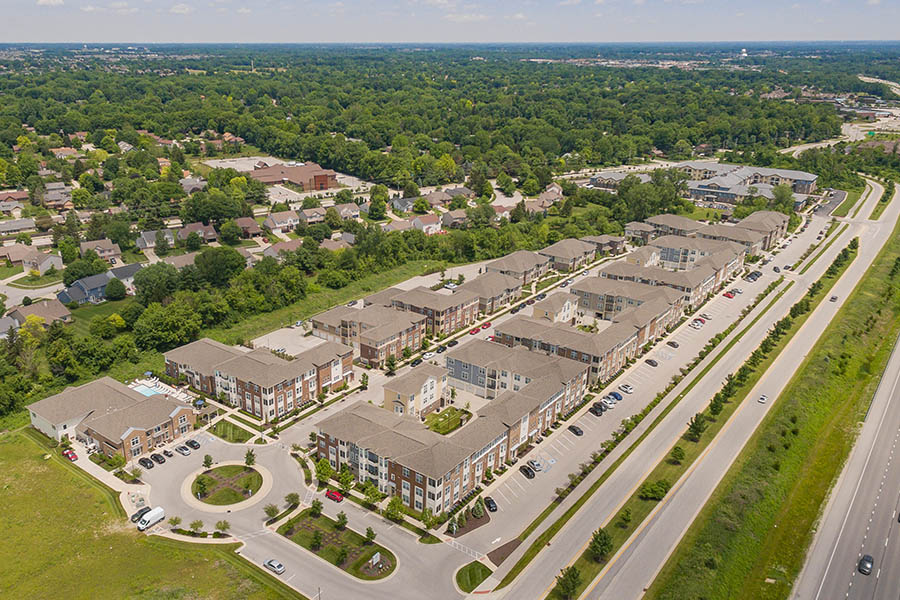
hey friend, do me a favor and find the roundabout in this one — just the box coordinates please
[180,460,274,513]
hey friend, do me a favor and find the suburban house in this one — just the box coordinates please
[28,377,195,459]
[0,243,35,266]
[263,210,300,234]
[80,239,121,263]
[441,209,468,229]
[234,216,263,238]
[179,177,207,194]
[0,315,18,338]
[382,219,413,233]
[135,229,175,251]
[178,222,218,243]
[0,219,35,235]
[248,162,338,191]
[320,238,351,251]
[162,252,200,270]
[44,182,73,211]
[7,299,72,327]
[390,287,480,336]
[486,250,550,284]
[446,186,475,200]
[300,207,327,225]
[492,204,514,220]
[311,305,426,367]
[624,221,656,244]
[458,272,523,314]
[57,264,143,305]
[538,238,596,272]
[392,196,416,213]
[645,214,703,238]
[425,190,452,207]
[22,250,63,275]
[262,238,304,260]
[333,203,360,220]
[531,292,578,324]
[580,234,626,255]
[382,363,448,419]
[0,200,24,217]
[412,213,442,235]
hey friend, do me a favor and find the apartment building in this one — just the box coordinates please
[676,161,818,195]
[696,223,765,255]
[624,221,656,244]
[734,210,790,250]
[28,377,195,459]
[531,292,578,324]
[580,234,626,255]
[570,276,685,320]
[486,250,550,284]
[600,260,719,309]
[382,363,448,419]
[626,245,661,267]
[650,235,745,271]
[164,337,245,395]
[390,287,479,336]
[645,214,703,238]
[588,171,651,190]
[458,272,523,314]
[311,305,426,367]
[538,238,597,272]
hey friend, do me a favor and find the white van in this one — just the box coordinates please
[137,506,165,531]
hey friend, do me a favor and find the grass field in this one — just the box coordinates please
[193,465,262,505]
[211,419,255,443]
[457,561,493,593]
[831,185,864,217]
[425,407,469,435]
[8,271,63,289]
[0,430,299,599]
[648,227,900,599]
[679,204,725,222]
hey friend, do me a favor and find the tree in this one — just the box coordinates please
[360,373,369,390]
[338,468,354,494]
[189,520,204,534]
[195,477,208,497]
[130,467,142,481]
[337,546,349,565]
[215,520,230,534]
[154,229,170,256]
[219,220,242,245]
[168,516,182,529]
[264,504,279,519]
[133,262,179,305]
[384,496,403,521]
[336,511,348,530]
[413,197,430,214]
[104,278,126,301]
[472,500,484,519]
[366,526,377,544]
[670,446,685,465]
[368,198,386,220]
[457,510,467,529]
[402,180,420,198]
[311,529,323,550]
[195,246,245,287]
[385,354,397,375]
[555,565,581,599]
[203,454,213,468]
[588,527,613,562]
[618,507,632,528]
[245,448,256,466]
[185,231,203,251]
[285,492,300,507]
[315,457,333,485]
[15,232,31,245]
[363,482,381,507]
[686,413,708,442]
[310,499,323,517]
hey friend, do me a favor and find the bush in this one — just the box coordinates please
[638,479,672,501]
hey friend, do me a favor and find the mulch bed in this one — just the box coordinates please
[487,538,521,567]
[448,511,491,538]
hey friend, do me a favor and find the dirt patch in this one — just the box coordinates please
[487,539,521,567]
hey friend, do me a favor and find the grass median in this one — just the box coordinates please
[552,244,856,600]
[647,224,900,600]
[868,179,896,221]
[831,185,864,218]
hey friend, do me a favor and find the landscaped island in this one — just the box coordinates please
[191,465,262,505]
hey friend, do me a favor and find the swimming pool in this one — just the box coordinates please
[132,384,158,397]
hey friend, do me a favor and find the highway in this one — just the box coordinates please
[571,179,898,599]
[482,180,896,599]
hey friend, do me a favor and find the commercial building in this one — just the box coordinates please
[538,238,596,272]
[458,272,523,314]
[248,162,338,191]
[382,363,448,419]
[390,287,479,336]
[28,377,195,459]
[486,250,550,284]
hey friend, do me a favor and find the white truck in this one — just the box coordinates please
[137,506,165,531]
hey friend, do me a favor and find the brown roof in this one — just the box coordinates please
[164,337,246,375]
[8,299,71,325]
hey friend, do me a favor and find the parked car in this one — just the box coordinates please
[592,401,607,413]
[185,439,201,450]
[527,459,543,472]
[484,497,498,512]
[733,288,743,294]
[346,300,356,307]
[410,358,423,367]
[481,322,491,329]
[699,313,712,320]
[618,384,634,394]
[588,405,604,417]
[137,506,165,531]
[138,457,155,469]
[693,317,706,324]
[150,453,166,464]
[175,445,191,456]
[526,298,536,305]
[773,266,781,273]
[645,359,659,367]
[536,293,547,300]
[325,489,344,503]
[422,351,435,360]
[130,506,151,523]
[567,425,584,436]
[858,555,874,576]
[519,465,536,479]
[666,340,680,348]
[162,449,174,458]
[469,328,481,335]
[62,449,77,461]
[264,559,286,575]
[447,339,459,347]
[724,292,735,299]
[610,391,623,402]
[486,335,495,342]
[436,345,447,353]
[444,282,458,290]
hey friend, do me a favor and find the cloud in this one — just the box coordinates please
[867,0,880,5]
[443,12,487,22]
[329,1,345,13]
[632,0,645,5]
[37,0,65,5]
[170,2,192,12]
[109,1,138,13]
[80,3,97,9]
[511,11,525,19]
[559,0,581,5]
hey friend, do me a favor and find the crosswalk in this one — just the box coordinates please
[447,538,484,559]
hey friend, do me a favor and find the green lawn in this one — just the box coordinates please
[425,407,470,435]
[69,298,135,336]
[0,264,22,279]
[678,204,726,222]
[868,179,896,221]
[648,236,900,598]
[211,419,255,443]
[1,430,300,599]
[120,248,149,264]
[831,186,864,217]
[277,508,396,580]
[8,271,63,289]
[456,561,493,593]
[193,465,263,505]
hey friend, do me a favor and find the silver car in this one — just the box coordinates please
[264,559,285,575]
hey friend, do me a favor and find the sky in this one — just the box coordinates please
[3,0,899,43]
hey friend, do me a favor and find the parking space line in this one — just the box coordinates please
[512,478,526,492]
[495,489,511,505]
[503,483,519,498]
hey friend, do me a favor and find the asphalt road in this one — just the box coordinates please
[573,180,898,599]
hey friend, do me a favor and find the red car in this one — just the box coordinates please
[724,292,735,299]
[469,328,481,335]
[325,489,344,502]
[481,322,491,329]
[62,449,77,461]
[694,317,706,324]
[487,335,495,342]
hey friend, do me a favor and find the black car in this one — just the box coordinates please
[138,457,155,469]
[666,340,679,349]
[593,401,607,413]
[568,425,584,436]
[436,345,447,353]
[519,465,535,479]
[858,555,874,575]
[447,339,459,348]
[130,506,151,523]
[185,439,201,450]
[537,293,547,300]
[150,453,165,464]
[162,449,174,458]
[510,306,520,314]
[484,497,498,512]
[588,406,604,417]
[410,358,423,367]
[645,359,659,367]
